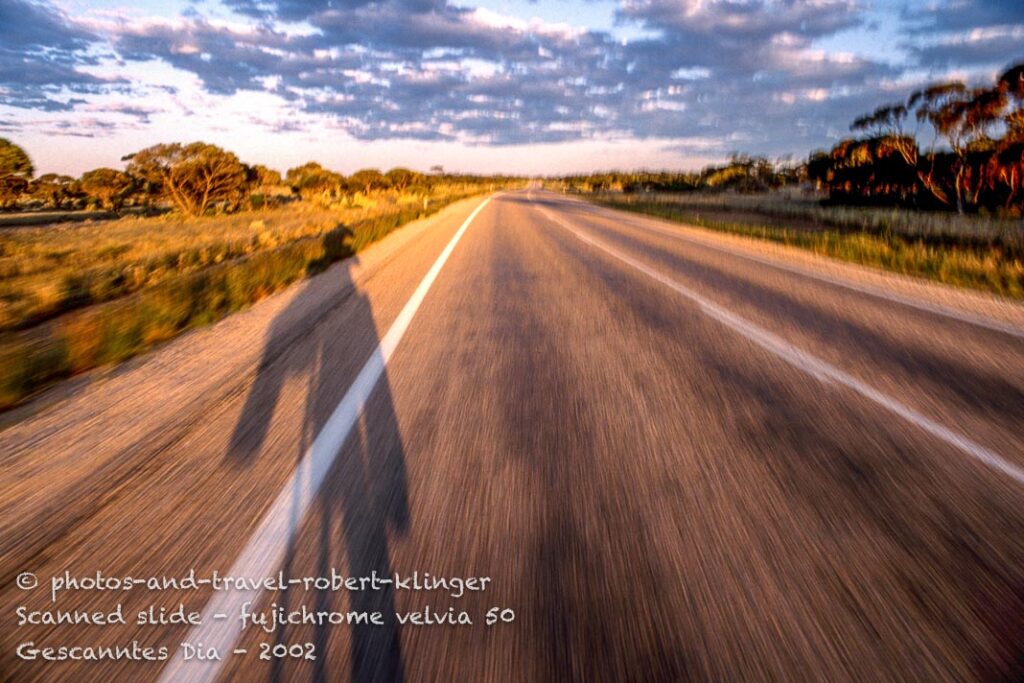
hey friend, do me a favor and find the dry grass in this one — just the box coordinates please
[626,192,1022,241]
[0,185,497,410]
[592,193,1024,300]
[0,210,121,228]
[0,189,480,331]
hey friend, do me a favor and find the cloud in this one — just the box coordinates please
[0,0,113,110]
[904,0,1024,33]
[223,0,448,24]
[618,0,863,41]
[903,0,1024,69]
[595,0,897,151]
[0,0,96,52]
[85,0,899,151]
[87,5,627,144]
[87,102,162,123]
[1,0,1020,165]
[51,117,119,137]
[910,25,1024,68]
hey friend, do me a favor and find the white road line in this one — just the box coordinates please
[157,195,495,683]
[536,204,1024,488]
[564,196,1024,340]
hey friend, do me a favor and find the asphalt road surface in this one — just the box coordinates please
[1,190,1023,682]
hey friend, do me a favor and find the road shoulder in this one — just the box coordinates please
[569,193,1024,334]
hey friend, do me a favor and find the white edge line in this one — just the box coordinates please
[563,195,1024,340]
[535,203,1024,488]
[157,194,496,683]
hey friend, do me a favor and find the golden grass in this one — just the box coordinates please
[0,188,481,331]
[0,185,502,410]
[592,194,1024,300]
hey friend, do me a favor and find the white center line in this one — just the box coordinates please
[536,203,1024,488]
[157,194,495,683]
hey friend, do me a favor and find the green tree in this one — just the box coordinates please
[248,164,282,189]
[124,142,247,216]
[349,168,389,195]
[0,138,33,209]
[79,168,135,211]
[285,162,343,202]
[31,174,77,209]
[244,164,284,209]
[385,167,422,192]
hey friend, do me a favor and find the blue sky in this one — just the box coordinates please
[1,0,1021,175]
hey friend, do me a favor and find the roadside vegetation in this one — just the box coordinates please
[551,62,1024,298]
[0,138,518,410]
[592,193,1023,298]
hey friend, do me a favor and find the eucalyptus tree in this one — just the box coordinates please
[125,142,247,217]
[0,138,33,209]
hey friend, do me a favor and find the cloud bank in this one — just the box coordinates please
[1,0,1021,168]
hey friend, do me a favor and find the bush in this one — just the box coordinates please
[596,194,1024,299]
[0,190,487,410]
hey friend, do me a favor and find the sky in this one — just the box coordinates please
[0,0,1022,176]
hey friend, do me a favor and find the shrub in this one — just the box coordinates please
[0,188,491,410]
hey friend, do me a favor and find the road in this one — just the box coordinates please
[1,190,1023,682]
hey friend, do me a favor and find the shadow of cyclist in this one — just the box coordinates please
[226,248,409,683]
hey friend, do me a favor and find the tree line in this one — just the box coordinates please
[554,62,1024,218]
[5,59,1021,219]
[0,140,515,217]
[807,62,1024,215]
[551,154,803,195]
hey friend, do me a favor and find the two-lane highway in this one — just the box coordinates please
[1,190,1022,682]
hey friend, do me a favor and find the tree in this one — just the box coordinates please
[349,168,389,195]
[31,174,77,209]
[0,138,33,209]
[912,82,974,211]
[812,64,1024,215]
[1000,63,1024,136]
[805,151,834,191]
[124,142,247,216]
[697,154,784,192]
[994,63,1024,212]
[0,138,32,177]
[851,104,919,171]
[80,168,135,211]
[385,167,422,192]
[243,164,283,208]
[285,162,344,202]
[248,164,282,190]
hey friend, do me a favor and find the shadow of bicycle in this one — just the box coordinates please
[227,249,410,683]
